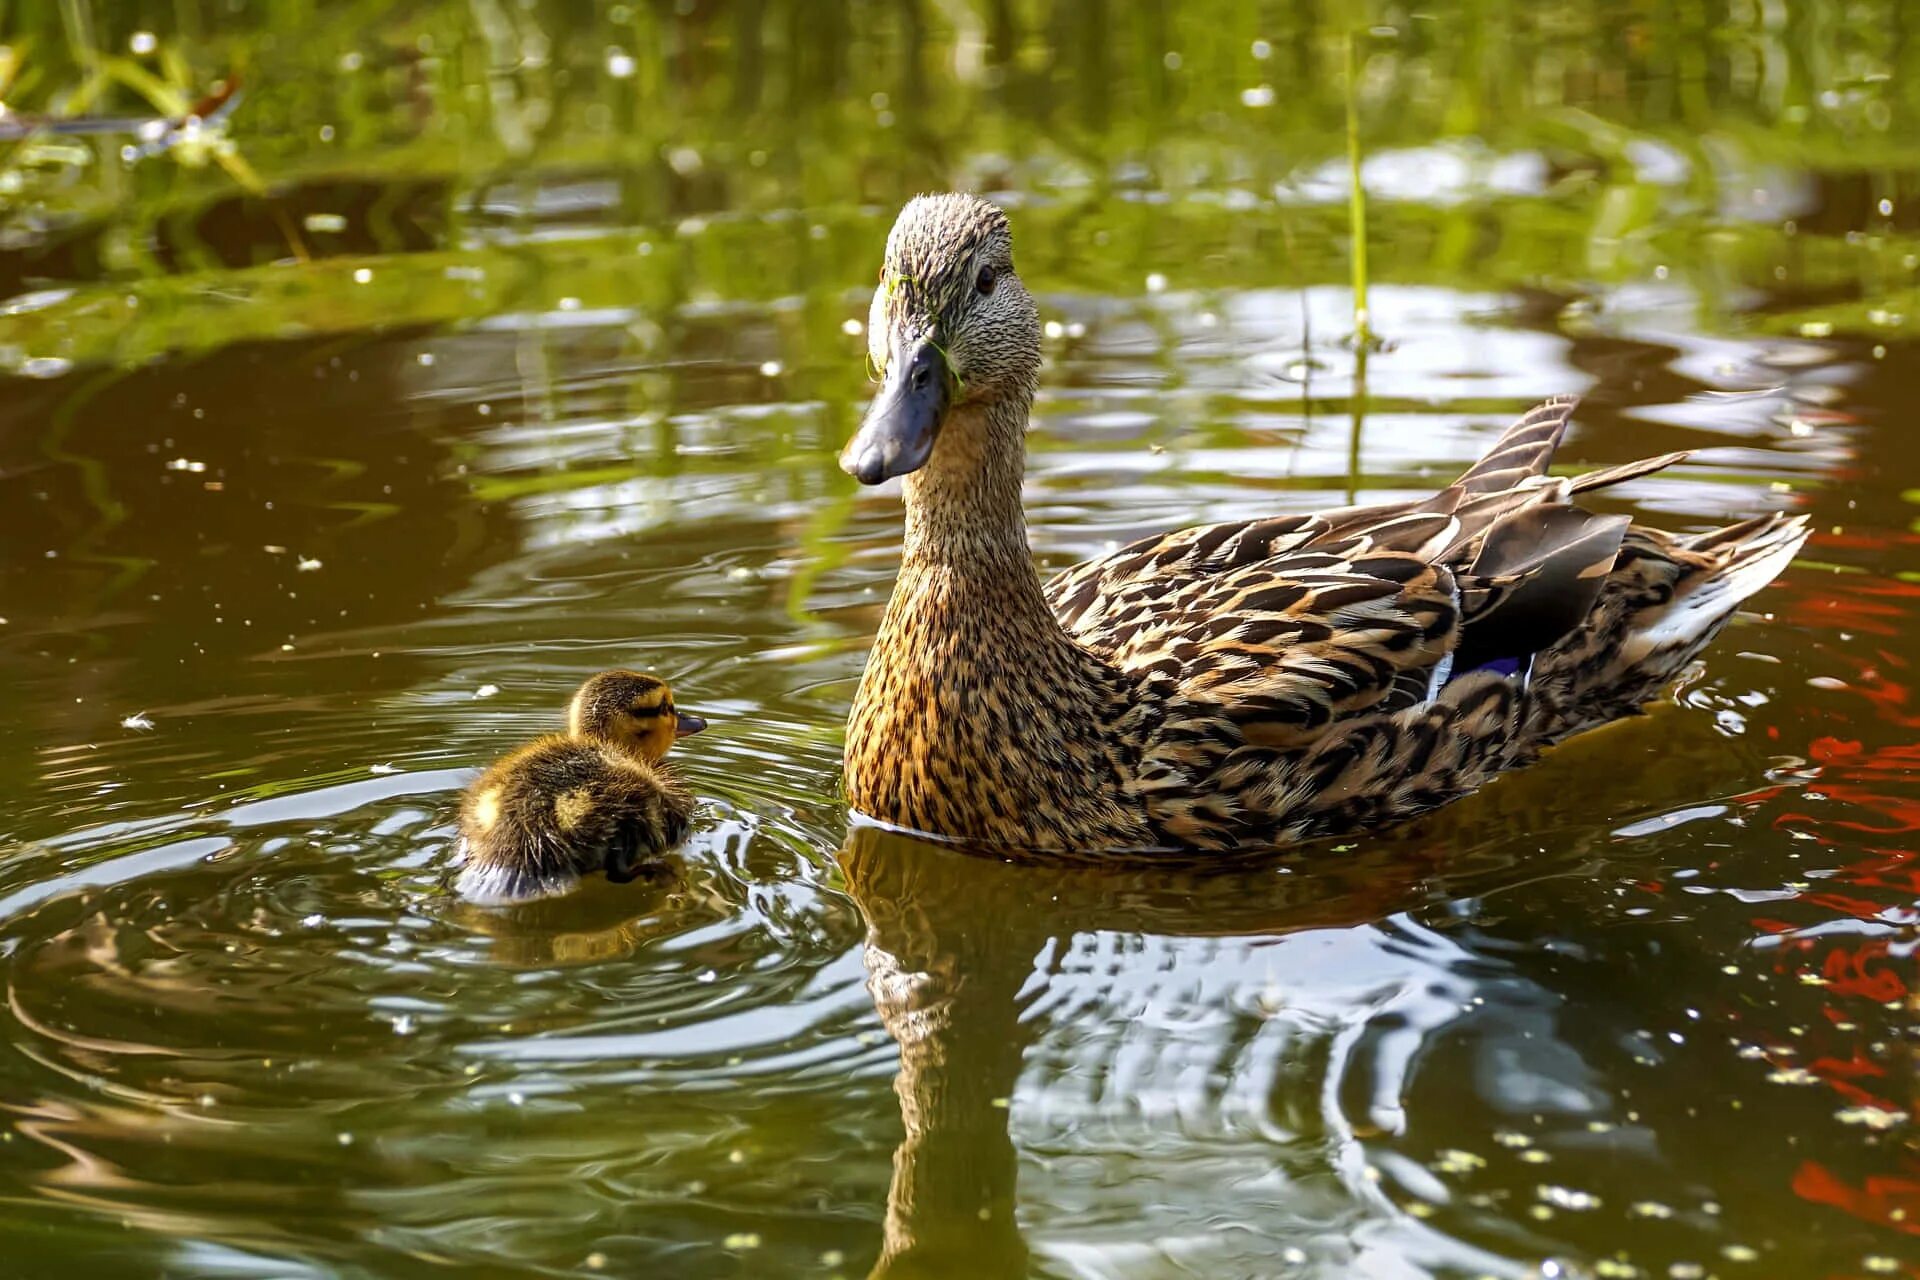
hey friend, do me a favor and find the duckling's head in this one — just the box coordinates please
[842,193,1042,485]
[567,670,706,763]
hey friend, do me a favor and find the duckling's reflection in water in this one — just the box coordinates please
[836,823,1454,1280]
[448,856,734,967]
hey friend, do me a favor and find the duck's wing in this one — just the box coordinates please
[1044,397,1677,743]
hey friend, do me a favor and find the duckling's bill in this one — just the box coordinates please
[675,710,707,738]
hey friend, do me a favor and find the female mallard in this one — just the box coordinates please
[840,193,1808,852]
[455,671,705,903]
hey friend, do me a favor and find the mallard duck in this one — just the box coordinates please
[839,193,1809,852]
[454,671,706,904]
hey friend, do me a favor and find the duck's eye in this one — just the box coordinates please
[975,265,997,296]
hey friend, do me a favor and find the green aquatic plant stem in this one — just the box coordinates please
[924,334,963,395]
[1345,28,1370,349]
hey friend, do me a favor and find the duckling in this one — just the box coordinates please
[454,671,706,904]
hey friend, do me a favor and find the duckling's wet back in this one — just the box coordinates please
[0,4,1915,1277]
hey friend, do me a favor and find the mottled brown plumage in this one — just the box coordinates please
[455,671,704,904]
[841,193,1809,853]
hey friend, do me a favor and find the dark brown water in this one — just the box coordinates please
[1,4,1918,1277]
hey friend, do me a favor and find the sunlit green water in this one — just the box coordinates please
[1,4,1918,1277]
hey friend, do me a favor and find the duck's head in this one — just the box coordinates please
[567,670,706,763]
[841,193,1042,485]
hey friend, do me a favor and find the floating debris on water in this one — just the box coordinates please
[1432,1149,1486,1174]
[120,712,155,731]
[474,684,500,699]
[1836,1105,1907,1129]
[1537,1184,1600,1211]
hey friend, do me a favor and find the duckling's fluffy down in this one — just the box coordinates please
[455,736,693,905]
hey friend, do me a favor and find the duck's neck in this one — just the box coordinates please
[899,394,1033,576]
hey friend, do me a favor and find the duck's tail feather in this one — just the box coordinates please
[1621,512,1810,662]
[1569,450,1693,494]
[1455,395,1579,494]
[1459,396,1696,502]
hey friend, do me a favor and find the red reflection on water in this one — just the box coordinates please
[1804,1050,1895,1111]
[1792,1159,1920,1241]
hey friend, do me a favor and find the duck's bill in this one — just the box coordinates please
[840,340,950,484]
[674,711,707,738]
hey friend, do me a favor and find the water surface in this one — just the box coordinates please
[1,5,1917,1277]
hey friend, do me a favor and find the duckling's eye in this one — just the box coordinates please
[975,265,997,296]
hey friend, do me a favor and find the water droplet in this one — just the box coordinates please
[19,356,73,379]
[606,49,635,79]
[129,31,157,55]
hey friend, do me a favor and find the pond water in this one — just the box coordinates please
[1,4,1918,1277]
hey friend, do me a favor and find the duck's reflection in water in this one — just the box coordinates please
[836,822,1467,1280]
